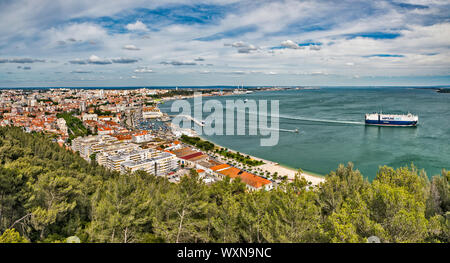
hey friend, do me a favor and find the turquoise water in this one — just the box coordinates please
[160,87,450,180]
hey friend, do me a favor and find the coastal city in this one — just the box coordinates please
[0,87,322,192]
[1,0,448,247]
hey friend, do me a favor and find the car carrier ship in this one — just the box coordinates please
[365,112,418,127]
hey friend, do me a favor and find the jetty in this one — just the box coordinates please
[177,115,205,127]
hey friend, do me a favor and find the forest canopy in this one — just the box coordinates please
[0,127,448,243]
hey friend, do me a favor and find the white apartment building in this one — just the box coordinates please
[120,152,177,177]
[132,131,154,143]
[142,107,163,119]
[71,135,120,160]
[95,142,141,166]
[56,118,68,135]
[106,148,161,171]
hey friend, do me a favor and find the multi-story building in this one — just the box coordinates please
[95,142,141,166]
[142,106,163,119]
[105,148,160,171]
[56,118,68,135]
[132,130,154,143]
[71,134,120,160]
[97,125,113,135]
[120,152,177,176]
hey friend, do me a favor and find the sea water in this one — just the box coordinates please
[160,87,450,180]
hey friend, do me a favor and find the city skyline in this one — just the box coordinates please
[0,0,449,87]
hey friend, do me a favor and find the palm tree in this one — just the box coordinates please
[273,172,278,180]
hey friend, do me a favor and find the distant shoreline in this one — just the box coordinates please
[2,85,450,90]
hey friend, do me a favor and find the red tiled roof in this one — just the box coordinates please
[218,167,271,189]
[238,172,271,189]
[217,167,241,178]
[180,152,203,160]
[133,130,148,136]
[210,164,231,171]
[98,126,112,131]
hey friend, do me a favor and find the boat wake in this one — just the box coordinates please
[222,107,365,126]
[257,127,299,133]
[278,114,365,125]
[171,109,365,129]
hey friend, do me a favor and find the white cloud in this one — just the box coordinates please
[227,41,258,53]
[88,55,109,64]
[111,57,139,63]
[0,58,45,63]
[160,60,197,66]
[231,41,247,48]
[69,55,138,65]
[134,66,153,73]
[0,0,449,86]
[45,23,108,46]
[281,40,302,49]
[122,44,140,50]
[126,20,149,31]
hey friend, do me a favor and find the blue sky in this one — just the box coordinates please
[0,0,449,87]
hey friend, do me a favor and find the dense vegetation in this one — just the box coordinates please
[93,109,115,116]
[180,135,215,151]
[180,135,264,166]
[0,127,448,243]
[215,148,264,166]
[56,112,89,140]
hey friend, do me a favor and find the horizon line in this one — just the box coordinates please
[0,85,449,89]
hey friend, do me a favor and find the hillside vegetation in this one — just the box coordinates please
[0,127,448,243]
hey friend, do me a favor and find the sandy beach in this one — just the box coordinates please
[199,136,325,186]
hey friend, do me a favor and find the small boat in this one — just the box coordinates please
[244,99,249,102]
[294,128,299,133]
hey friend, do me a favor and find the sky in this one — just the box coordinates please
[0,0,449,87]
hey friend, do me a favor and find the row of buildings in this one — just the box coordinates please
[71,133,273,191]
[71,134,178,177]
[0,88,167,142]
[169,146,274,191]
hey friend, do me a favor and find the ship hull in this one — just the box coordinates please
[365,120,417,127]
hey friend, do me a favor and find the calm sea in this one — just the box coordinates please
[161,87,450,180]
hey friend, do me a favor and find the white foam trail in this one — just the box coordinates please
[278,114,365,125]
[229,108,365,125]
[256,127,298,133]
[169,106,365,127]
[219,105,364,125]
